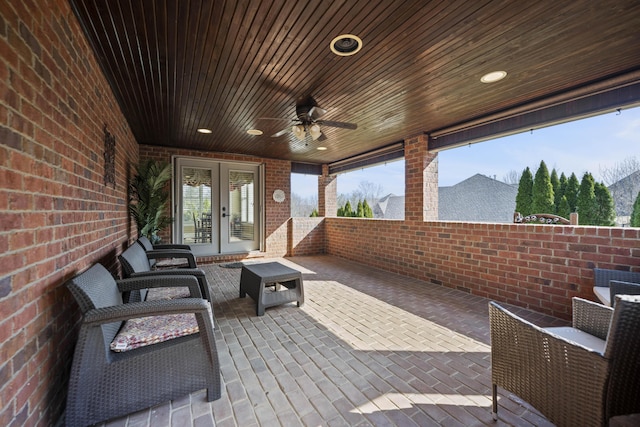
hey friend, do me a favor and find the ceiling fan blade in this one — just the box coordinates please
[317,132,327,142]
[308,106,326,120]
[271,127,291,137]
[257,117,292,121]
[318,120,357,130]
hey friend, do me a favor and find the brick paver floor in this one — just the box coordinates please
[98,255,567,427]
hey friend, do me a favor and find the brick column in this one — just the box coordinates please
[404,133,438,222]
[318,164,337,217]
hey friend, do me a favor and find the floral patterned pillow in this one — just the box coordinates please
[146,286,192,300]
[110,313,199,352]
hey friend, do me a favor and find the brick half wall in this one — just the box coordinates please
[325,218,640,320]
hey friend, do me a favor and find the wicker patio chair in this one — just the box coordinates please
[138,235,192,251]
[137,235,195,269]
[593,268,640,306]
[489,295,640,427]
[65,264,221,427]
[119,242,212,302]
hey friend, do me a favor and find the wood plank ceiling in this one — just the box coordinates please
[70,0,640,165]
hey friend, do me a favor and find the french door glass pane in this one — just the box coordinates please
[229,171,254,242]
[182,167,212,244]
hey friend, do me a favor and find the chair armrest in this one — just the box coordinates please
[83,298,212,326]
[128,268,206,280]
[153,243,192,250]
[572,297,613,340]
[146,249,197,268]
[117,275,202,298]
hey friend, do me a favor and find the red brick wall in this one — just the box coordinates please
[290,218,325,256]
[1,1,139,425]
[325,218,640,319]
[404,134,438,221]
[139,145,291,257]
[318,164,337,217]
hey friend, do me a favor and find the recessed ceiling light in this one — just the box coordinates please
[197,128,212,134]
[317,146,327,151]
[330,34,363,56]
[481,71,507,83]
[247,129,263,135]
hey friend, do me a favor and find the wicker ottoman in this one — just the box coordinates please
[239,262,304,316]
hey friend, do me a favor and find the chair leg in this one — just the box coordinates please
[492,383,498,421]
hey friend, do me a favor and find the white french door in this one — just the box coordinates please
[173,157,261,256]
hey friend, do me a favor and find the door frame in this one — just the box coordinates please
[172,156,263,256]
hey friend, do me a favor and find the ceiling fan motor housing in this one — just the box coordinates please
[296,105,314,122]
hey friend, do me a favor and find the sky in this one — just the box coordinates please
[291,106,640,199]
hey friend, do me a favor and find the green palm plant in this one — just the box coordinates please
[129,160,173,243]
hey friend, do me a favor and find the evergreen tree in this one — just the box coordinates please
[337,206,344,217]
[631,191,640,227]
[532,161,555,213]
[557,195,571,219]
[310,208,319,217]
[565,173,580,213]
[577,173,597,225]
[550,169,560,212]
[356,200,364,217]
[515,167,534,216]
[593,182,616,226]
[343,201,353,217]
[555,172,568,214]
[363,200,373,218]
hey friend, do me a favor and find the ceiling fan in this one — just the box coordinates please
[270,96,357,141]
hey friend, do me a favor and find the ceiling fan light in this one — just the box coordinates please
[309,124,322,140]
[292,124,305,140]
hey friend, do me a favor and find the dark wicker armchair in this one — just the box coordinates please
[137,235,193,269]
[593,268,640,306]
[65,264,221,427]
[490,296,640,427]
[119,242,212,302]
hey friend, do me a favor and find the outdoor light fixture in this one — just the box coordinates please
[291,123,323,141]
[309,124,322,140]
[292,124,305,140]
[197,128,212,134]
[246,129,263,135]
[480,71,507,83]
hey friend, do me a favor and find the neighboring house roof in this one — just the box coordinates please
[439,174,517,223]
[373,171,640,224]
[608,170,640,217]
[374,174,517,222]
[373,194,405,220]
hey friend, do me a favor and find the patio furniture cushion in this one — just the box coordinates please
[146,286,191,300]
[110,312,200,352]
[594,286,610,305]
[593,268,640,306]
[545,326,606,354]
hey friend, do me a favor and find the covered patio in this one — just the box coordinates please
[98,255,564,427]
[2,1,640,426]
